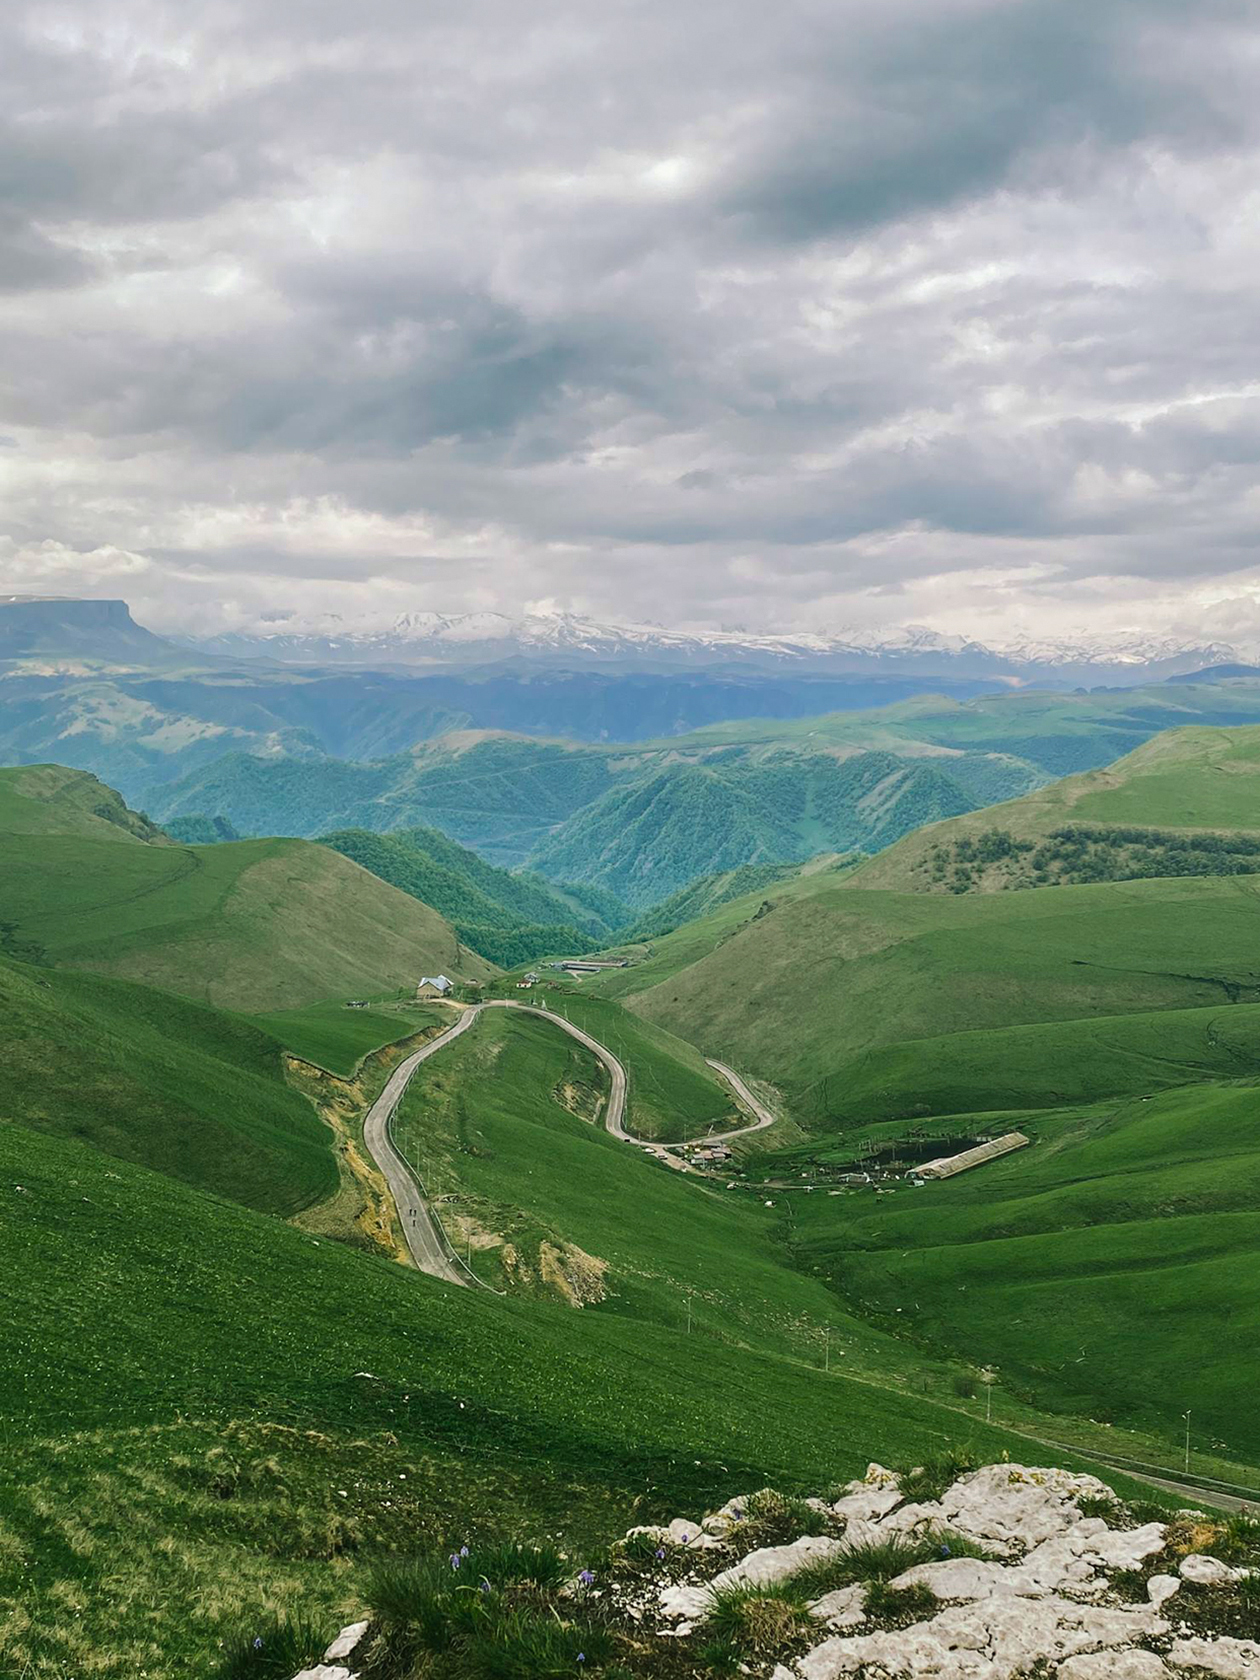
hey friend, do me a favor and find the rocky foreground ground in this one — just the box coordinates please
[277,1460,1260,1680]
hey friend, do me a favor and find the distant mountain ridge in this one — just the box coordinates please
[185,604,1242,682]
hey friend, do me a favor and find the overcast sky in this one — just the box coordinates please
[2,0,1259,644]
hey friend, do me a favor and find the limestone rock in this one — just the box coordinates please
[292,1667,354,1680]
[809,1584,867,1629]
[794,1591,1166,1680]
[1147,1573,1181,1608]
[711,1535,845,1593]
[1059,1651,1168,1680]
[935,1464,1117,1556]
[1169,1636,1260,1679]
[658,1581,714,1622]
[323,1622,369,1662]
[1181,1553,1248,1587]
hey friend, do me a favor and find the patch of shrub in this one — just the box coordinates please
[700,1583,815,1657]
[863,1579,938,1627]
[896,1447,980,1505]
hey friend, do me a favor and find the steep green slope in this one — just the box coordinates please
[527,753,978,907]
[1,1119,1035,1679]
[149,734,617,864]
[0,766,493,1011]
[0,761,165,843]
[622,856,855,941]
[396,1009,823,1338]
[792,1079,1260,1459]
[319,824,627,964]
[596,873,1260,1120]
[0,952,333,1213]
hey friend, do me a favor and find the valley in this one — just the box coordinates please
[6,649,1260,1678]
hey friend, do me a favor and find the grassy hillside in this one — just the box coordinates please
[0,765,493,1011]
[775,1000,1260,1128]
[319,824,627,964]
[792,1078,1260,1460]
[395,1009,819,1339]
[594,872,1260,1119]
[0,760,165,842]
[250,996,449,1077]
[1,1119,1039,1679]
[852,726,1260,894]
[0,952,334,1213]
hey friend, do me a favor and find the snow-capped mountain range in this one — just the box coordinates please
[184,608,1249,683]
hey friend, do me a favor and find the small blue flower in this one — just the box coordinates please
[253,1637,263,1650]
[450,1552,461,1570]
[655,1547,665,1560]
[578,1568,595,1586]
[480,1577,492,1593]
[939,1544,951,1557]
[460,1543,470,1556]
[577,1656,586,1665]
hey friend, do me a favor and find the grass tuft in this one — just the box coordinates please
[212,1612,326,1679]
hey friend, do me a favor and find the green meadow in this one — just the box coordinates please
[791,1078,1260,1461]
[251,996,447,1076]
[1,1118,1039,1679]
[0,952,334,1213]
[492,982,739,1141]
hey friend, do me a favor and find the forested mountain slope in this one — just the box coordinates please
[319,824,628,963]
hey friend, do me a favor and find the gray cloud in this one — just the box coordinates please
[1,0,1259,643]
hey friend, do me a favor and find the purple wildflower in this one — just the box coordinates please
[480,1577,492,1593]
[655,1547,665,1560]
[577,1656,586,1665]
[450,1552,462,1570]
[253,1637,263,1650]
[460,1543,470,1557]
[578,1568,595,1586]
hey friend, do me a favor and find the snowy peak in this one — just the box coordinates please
[172,606,1260,683]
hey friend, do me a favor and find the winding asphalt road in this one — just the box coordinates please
[360,1000,777,1284]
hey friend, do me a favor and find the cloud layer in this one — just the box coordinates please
[2,0,1259,641]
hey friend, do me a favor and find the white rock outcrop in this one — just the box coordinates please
[1181,1553,1250,1587]
[796,1595,1167,1680]
[1168,1636,1260,1680]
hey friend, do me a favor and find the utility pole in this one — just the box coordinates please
[1184,1410,1192,1474]
[981,1367,996,1425]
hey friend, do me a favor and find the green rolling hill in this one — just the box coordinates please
[0,764,493,1012]
[563,725,1260,1463]
[852,724,1260,893]
[791,1077,1260,1460]
[595,870,1260,1118]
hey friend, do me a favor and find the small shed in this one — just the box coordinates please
[416,974,453,1000]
